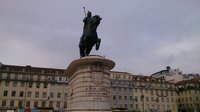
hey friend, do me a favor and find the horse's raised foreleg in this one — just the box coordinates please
[95,38,101,50]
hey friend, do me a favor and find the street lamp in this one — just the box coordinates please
[141,94,145,112]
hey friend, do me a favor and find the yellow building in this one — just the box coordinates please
[110,71,134,111]
[110,71,178,112]
[132,75,177,112]
[176,77,200,112]
[0,64,67,111]
[1,63,199,112]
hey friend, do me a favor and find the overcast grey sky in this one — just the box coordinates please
[0,0,200,75]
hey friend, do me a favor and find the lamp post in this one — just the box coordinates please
[141,94,145,112]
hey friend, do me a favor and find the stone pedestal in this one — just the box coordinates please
[65,55,115,112]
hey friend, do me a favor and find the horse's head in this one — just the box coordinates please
[92,15,102,26]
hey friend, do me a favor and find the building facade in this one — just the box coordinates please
[132,75,177,112]
[176,77,200,112]
[110,71,178,112]
[110,71,134,111]
[0,63,200,112]
[0,64,67,111]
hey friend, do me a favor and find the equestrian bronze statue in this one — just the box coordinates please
[79,10,102,57]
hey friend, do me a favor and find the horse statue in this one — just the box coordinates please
[79,14,102,57]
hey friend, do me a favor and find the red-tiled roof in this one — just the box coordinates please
[0,64,65,74]
[175,77,200,85]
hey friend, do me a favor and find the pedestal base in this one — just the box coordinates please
[65,55,115,112]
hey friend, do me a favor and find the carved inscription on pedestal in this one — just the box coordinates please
[85,86,109,97]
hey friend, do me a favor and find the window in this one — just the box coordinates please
[170,91,173,96]
[29,82,32,88]
[152,104,155,110]
[186,97,188,102]
[27,91,31,97]
[125,104,128,108]
[42,92,47,98]
[161,97,164,102]
[124,96,127,100]
[130,104,133,108]
[52,76,55,80]
[18,101,22,108]
[64,93,67,100]
[113,95,116,100]
[151,97,154,102]
[19,91,24,97]
[13,81,17,87]
[12,91,16,97]
[146,97,149,102]
[166,98,169,102]
[65,77,68,81]
[162,105,165,111]
[150,90,153,95]
[22,75,26,80]
[145,89,148,93]
[171,97,174,102]
[42,101,46,107]
[10,101,14,106]
[140,88,143,93]
[36,82,40,88]
[161,90,164,96]
[3,90,8,96]
[130,96,133,100]
[56,101,60,107]
[190,97,192,101]
[5,81,9,86]
[34,101,38,108]
[157,105,160,110]
[166,90,168,96]
[35,92,39,98]
[64,101,67,108]
[57,93,61,98]
[59,76,62,81]
[21,82,25,87]
[44,83,48,88]
[119,95,122,100]
[135,88,138,93]
[2,101,6,106]
[49,101,53,107]
[37,75,41,80]
[30,75,33,80]
[136,104,138,109]
[26,101,30,107]
[156,90,158,95]
[135,96,138,101]
[50,92,54,98]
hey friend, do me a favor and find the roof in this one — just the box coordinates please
[0,64,65,74]
[175,77,200,85]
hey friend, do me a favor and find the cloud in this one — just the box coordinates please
[0,0,200,75]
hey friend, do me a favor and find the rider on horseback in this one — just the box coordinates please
[82,11,92,41]
[79,10,102,57]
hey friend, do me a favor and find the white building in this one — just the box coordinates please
[151,66,199,83]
